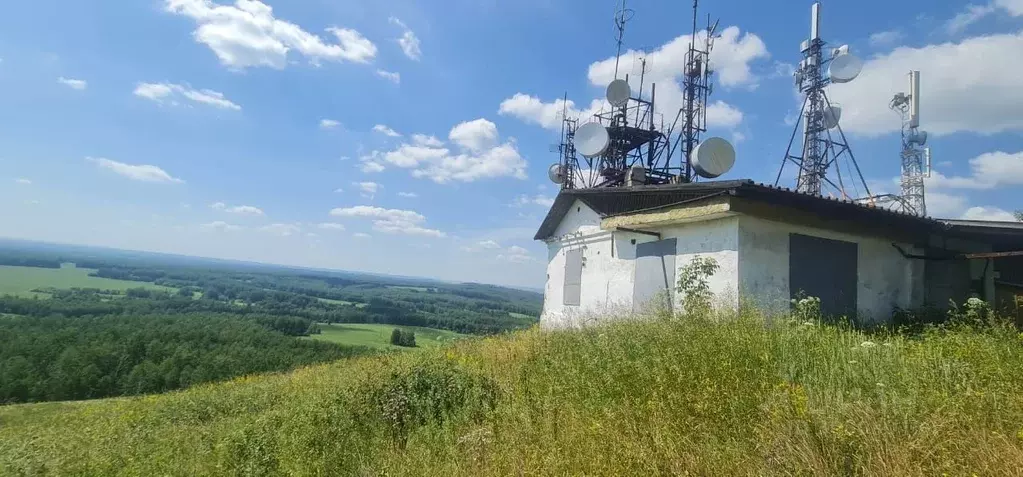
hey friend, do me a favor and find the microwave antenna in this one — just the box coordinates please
[774,2,871,202]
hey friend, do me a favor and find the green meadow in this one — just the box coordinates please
[0,264,175,298]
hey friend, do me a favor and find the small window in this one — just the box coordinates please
[577,206,581,212]
[630,239,636,245]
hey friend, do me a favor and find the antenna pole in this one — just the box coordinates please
[679,0,715,183]
[613,0,628,79]
[774,2,870,201]
[889,70,927,216]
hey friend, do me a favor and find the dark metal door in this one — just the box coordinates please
[789,233,858,319]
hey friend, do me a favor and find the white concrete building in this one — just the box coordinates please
[534,180,1023,328]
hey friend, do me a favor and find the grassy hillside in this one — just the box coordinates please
[0,264,174,298]
[2,313,1023,475]
[311,323,466,350]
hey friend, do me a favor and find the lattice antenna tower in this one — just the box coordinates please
[548,0,736,190]
[774,2,871,201]
[888,71,930,216]
[674,0,721,183]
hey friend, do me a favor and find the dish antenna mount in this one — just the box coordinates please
[774,2,871,201]
[549,0,735,190]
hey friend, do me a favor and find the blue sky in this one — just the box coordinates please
[1,0,1021,289]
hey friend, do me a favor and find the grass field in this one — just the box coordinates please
[3,311,1022,475]
[310,323,465,350]
[0,264,175,298]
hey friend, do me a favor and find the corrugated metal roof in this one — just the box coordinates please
[533,179,939,240]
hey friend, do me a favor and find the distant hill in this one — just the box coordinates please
[0,237,539,294]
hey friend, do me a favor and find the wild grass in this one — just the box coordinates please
[2,309,1022,476]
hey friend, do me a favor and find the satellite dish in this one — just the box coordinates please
[606,79,631,108]
[548,163,566,184]
[829,53,862,83]
[691,137,735,179]
[822,105,841,129]
[575,122,610,158]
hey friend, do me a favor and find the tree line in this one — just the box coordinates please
[0,313,363,404]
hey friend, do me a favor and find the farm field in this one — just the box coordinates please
[309,323,466,350]
[0,264,175,298]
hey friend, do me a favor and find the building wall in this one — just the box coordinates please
[656,217,741,313]
[737,216,924,322]
[542,200,650,328]
[541,203,741,328]
[541,205,930,327]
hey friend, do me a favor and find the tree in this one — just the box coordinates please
[389,328,416,347]
[1015,210,1022,222]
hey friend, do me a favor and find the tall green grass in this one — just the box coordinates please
[2,311,1022,475]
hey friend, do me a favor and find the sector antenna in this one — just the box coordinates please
[774,2,871,201]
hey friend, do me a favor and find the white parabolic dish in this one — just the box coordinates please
[575,122,610,158]
[822,105,841,129]
[606,79,631,107]
[829,53,862,83]
[691,137,736,179]
[548,163,566,184]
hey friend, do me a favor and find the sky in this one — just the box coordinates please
[1,0,1021,289]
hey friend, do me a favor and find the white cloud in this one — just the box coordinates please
[330,205,422,222]
[164,0,376,69]
[376,69,400,84]
[358,119,527,184]
[945,4,997,34]
[512,194,555,208]
[87,157,184,183]
[397,192,418,198]
[15,178,31,185]
[260,223,301,236]
[329,205,444,237]
[57,77,87,90]
[449,118,498,152]
[868,30,904,47]
[462,239,502,252]
[353,232,372,239]
[201,221,242,231]
[925,151,1023,190]
[828,31,1023,136]
[412,134,443,147]
[497,245,534,263]
[372,124,402,137]
[133,82,240,110]
[334,187,344,193]
[389,17,422,61]
[211,202,265,216]
[317,222,345,230]
[925,191,970,218]
[353,181,380,197]
[705,101,744,129]
[498,94,584,130]
[320,119,341,129]
[360,162,386,173]
[500,26,765,133]
[961,206,1017,221]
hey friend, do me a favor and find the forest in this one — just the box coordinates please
[0,240,540,404]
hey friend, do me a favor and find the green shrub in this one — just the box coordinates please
[362,360,498,448]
